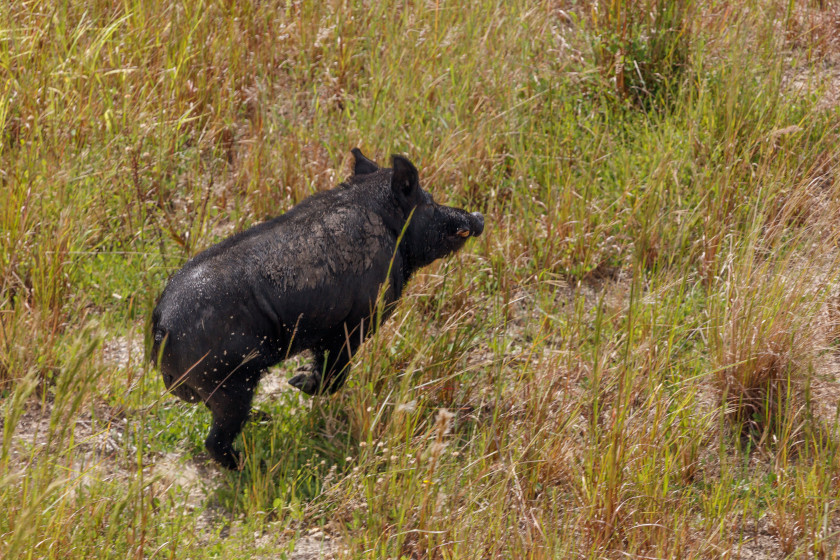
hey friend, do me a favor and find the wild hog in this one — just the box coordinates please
[151,149,484,469]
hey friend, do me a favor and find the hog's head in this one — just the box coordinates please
[351,148,485,271]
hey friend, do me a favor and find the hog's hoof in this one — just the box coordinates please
[206,441,243,471]
[250,409,272,423]
[212,450,242,471]
[289,372,320,396]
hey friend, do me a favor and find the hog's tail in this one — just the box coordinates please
[150,324,202,403]
[150,302,168,366]
[150,326,167,364]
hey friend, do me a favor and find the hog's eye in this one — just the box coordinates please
[452,222,471,237]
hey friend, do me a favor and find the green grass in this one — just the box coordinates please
[3,0,840,557]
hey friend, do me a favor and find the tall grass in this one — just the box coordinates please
[3,0,840,557]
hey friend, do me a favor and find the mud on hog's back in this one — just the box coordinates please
[150,148,484,469]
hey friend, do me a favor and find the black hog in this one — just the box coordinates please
[151,150,484,469]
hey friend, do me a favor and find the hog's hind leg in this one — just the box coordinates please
[203,363,262,470]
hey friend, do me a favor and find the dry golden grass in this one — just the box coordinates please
[4,0,840,558]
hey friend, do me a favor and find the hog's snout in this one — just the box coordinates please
[469,212,484,237]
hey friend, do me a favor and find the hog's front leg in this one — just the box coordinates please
[288,366,321,395]
[289,330,360,395]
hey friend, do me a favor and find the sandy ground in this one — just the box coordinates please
[4,334,340,559]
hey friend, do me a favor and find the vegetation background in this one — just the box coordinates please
[3,0,840,557]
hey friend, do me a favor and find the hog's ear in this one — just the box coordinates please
[351,147,379,176]
[391,155,419,204]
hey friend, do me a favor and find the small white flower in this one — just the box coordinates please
[396,399,418,413]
